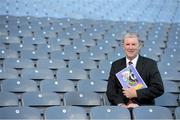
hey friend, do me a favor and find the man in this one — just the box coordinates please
[106,32,164,108]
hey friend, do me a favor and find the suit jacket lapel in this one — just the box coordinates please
[136,56,144,74]
[120,57,126,70]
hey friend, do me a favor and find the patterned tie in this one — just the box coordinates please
[128,61,133,65]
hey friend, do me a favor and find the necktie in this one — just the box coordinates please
[128,61,133,65]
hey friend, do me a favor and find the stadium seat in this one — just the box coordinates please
[81,31,103,41]
[0,106,41,120]
[1,36,21,44]
[89,44,113,54]
[98,59,113,70]
[0,49,19,59]
[2,79,38,93]
[36,43,62,52]
[40,79,75,93]
[63,27,81,39]
[80,51,106,61]
[22,36,46,44]
[64,91,101,106]
[45,106,88,120]
[68,59,97,70]
[155,92,179,112]
[36,58,67,69]
[77,80,107,93]
[3,58,34,69]
[89,68,109,81]
[63,44,88,54]
[48,37,72,46]
[20,50,49,59]
[50,50,78,60]
[132,106,173,120]
[97,38,119,48]
[175,106,180,120]
[21,68,54,80]
[8,43,35,51]
[163,80,180,93]
[22,92,61,107]
[0,92,19,107]
[0,68,19,79]
[56,68,88,81]
[90,106,131,120]
[73,39,96,47]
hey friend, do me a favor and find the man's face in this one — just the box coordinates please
[123,37,140,60]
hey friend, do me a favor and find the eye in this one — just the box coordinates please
[132,43,136,46]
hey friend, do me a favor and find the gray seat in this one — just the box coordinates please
[48,37,72,46]
[3,58,34,69]
[0,49,19,59]
[0,68,19,79]
[98,59,113,70]
[63,44,88,54]
[155,92,179,107]
[90,106,131,120]
[21,68,54,80]
[20,50,48,59]
[64,91,101,106]
[80,51,106,61]
[89,68,109,81]
[45,106,88,120]
[50,50,78,60]
[36,59,67,69]
[40,79,75,93]
[89,44,113,54]
[2,79,38,93]
[77,80,107,93]
[0,92,19,107]
[56,68,88,81]
[132,106,173,120]
[22,36,46,44]
[163,80,180,93]
[22,92,61,107]
[175,106,180,120]
[68,59,97,70]
[1,36,21,44]
[0,106,41,120]
[73,39,96,47]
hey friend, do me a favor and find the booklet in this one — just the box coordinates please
[115,64,147,90]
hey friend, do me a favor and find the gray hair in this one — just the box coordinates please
[121,32,141,44]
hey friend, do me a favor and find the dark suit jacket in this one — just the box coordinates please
[106,55,164,105]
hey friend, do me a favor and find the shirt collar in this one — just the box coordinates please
[126,55,139,67]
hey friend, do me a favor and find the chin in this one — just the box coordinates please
[127,55,136,60]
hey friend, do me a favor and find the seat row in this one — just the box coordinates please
[0,105,179,120]
[0,91,179,109]
[0,79,180,94]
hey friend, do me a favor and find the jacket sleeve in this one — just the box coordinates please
[136,60,164,100]
[106,62,126,105]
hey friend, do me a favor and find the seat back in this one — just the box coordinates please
[45,106,88,120]
[90,106,131,120]
[132,106,173,120]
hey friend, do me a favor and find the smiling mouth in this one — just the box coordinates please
[128,51,134,53]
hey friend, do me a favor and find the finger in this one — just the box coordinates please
[127,85,132,88]
[122,88,127,91]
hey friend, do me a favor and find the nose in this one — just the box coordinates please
[129,45,133,49]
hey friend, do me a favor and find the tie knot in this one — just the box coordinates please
[128,61,133,65]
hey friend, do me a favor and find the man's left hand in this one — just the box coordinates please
[122,87,137,98]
